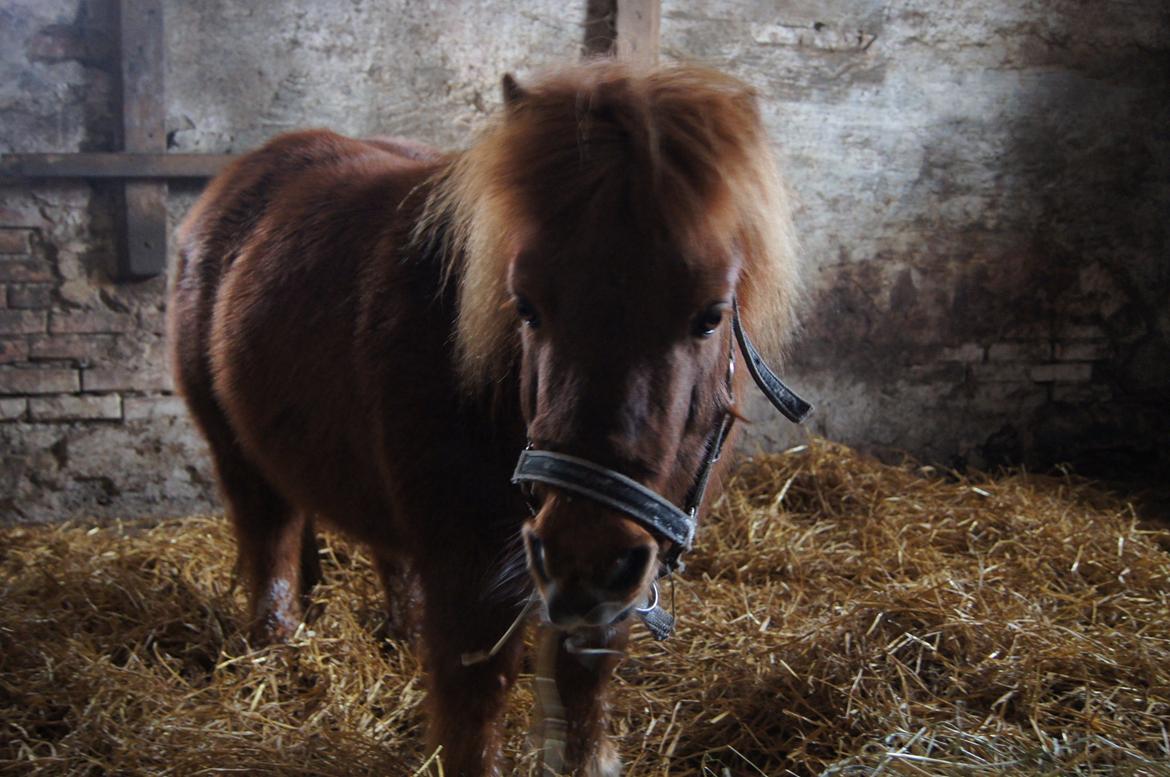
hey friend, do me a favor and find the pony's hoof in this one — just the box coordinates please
[250,618,299,645]
[249,603,304,644]
[585,740,622,777]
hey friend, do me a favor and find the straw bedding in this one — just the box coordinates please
[2,439,1168,775]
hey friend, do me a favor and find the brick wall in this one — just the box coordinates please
[0,208,210,522]
[0,226,173,425]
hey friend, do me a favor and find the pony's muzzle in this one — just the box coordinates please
[522,519,657,630]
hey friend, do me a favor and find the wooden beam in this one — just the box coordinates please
[120,0,167,279]
[0,153,235,179]
[615,0,660,64]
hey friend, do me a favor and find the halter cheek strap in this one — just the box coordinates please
[732,299,812,423]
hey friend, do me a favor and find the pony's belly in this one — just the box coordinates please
[208,255,401,549]
[226,389,400,546]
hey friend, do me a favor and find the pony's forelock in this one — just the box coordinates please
[416,61,802,392]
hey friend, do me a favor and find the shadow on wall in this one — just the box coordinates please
[796,1,1169,479]
[1000,6,1168,476]
[24,0,126,283]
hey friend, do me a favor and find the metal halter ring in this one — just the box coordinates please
[635,580,660,614]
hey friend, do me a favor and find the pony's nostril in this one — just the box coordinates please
[546,594,570,625]
[605,544,652,593]
[547,588,602,625]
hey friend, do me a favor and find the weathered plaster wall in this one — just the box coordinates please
[1,0,1167,523]
[663,1,1170,474]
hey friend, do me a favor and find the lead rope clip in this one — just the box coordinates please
[635,580,675,640]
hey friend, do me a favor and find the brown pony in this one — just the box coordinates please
[170,61,801,776]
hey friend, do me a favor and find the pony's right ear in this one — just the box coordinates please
[501,73,527,109]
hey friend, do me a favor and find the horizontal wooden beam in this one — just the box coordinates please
[0,152,235,180]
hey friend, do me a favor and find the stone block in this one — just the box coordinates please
[0,229,33,254]
[29,334,118,364]
[0,397,27,420]
[7,284,53,309]
[988,342,1052,362]
[971,363,1030,383]
[1000,321,1051,340]
[0,310,47,335]
[0,416,218,523]
[82,366,172,393]
[1030,363,1093,383]
[971,382,1049,410]
[907,362,965,383]
[139,310,167,334]
[1057,323,1107,341]
[29,395,123,421]
[1054,384,1113,403]
[0,259,53,283]
[1056,342,1112,361]
[0,338,29,365]
[50,310,137,334]
[0,366,80,395]
[124,395,188,421]
[940,343,984,363]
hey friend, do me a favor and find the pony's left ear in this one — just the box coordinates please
[501,73,527,109]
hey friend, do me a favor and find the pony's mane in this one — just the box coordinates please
[416,60,801,392]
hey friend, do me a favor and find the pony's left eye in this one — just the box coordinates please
[692,304,728,338]
[515,296,541,328]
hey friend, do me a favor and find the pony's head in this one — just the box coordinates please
[425,62,801,630]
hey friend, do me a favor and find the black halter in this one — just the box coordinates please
[512,300,811,638]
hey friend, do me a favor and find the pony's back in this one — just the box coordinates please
[170,130,444,558]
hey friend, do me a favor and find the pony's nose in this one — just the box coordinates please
[546,587,605,626]
[544,544,656,627]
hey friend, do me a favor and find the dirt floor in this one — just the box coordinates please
[2,439,1168,776]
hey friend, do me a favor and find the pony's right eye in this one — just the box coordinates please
[515,296,540,328]
[527,535,550,582]
[692,303,728,338]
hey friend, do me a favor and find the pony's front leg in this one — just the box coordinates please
[539,623,632,777]
[419,561,527,776]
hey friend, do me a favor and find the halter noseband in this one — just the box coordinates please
[511,300,811,639]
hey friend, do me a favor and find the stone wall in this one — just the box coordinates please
[665,0,1170,475]
[0,0,583,523]
[1,0,1167,523]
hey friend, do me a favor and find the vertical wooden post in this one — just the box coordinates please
[120,0,167,279]
[615,0,660,64]
[583,0,617,56]
[583,0,660,64]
